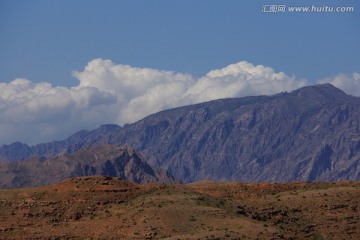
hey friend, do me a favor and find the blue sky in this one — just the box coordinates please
[1,0,359,85]
[0,0,359,145]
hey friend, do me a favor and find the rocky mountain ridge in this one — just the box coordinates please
[1,84,359,183]
[0,145,177,188]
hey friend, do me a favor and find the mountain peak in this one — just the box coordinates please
[291,83,352,102]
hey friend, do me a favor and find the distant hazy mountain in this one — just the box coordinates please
[0,145,178,188]
[1,84,359,183]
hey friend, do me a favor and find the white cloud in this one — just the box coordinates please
[318,73,360,96]
[0,59,310,145]
[72,59,194,124]
[183,61,307,103]
[73,59,194,103]
[0,77,117,144]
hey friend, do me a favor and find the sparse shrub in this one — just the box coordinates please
[314,233,325,240]
[216,199,225,207]
[198,196,206,201]
[104,209,112,218]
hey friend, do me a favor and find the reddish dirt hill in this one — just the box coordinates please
[0,177,359,239]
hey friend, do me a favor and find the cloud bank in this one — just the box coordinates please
[1,58,357,145]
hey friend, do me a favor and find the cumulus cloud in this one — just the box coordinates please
[72,59,194,123]
[183,61,307,103]
[0,78,115,123]
[1,59,310,145]
[0,77,116,144]
[318,73,360,96]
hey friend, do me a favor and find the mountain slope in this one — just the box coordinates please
[1,84,360,183]
[0,145,177,188]
[108,84,360,182]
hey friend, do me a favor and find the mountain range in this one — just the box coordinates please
[1,83,359,183]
